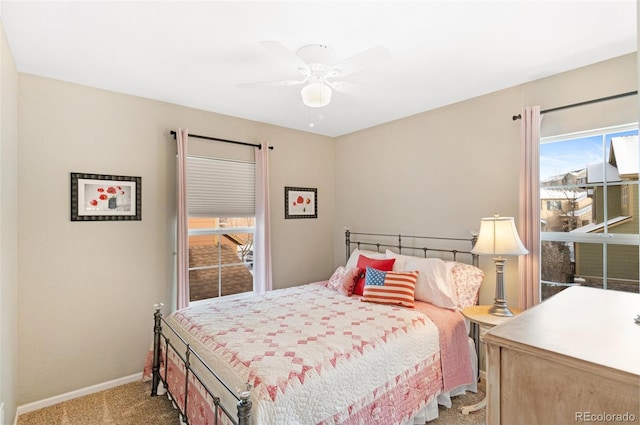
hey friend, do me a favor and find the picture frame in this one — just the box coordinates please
[70,173,142,221]
[284,186,317,219]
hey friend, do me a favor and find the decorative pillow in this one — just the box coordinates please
[327,266,360,296]
[361,267,418,308]
[386,250,457,310]
[447,261,484,309]
[353,256,396,296]
[345,248,387,269]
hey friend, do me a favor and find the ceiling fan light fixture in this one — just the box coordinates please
[301,83,332,108]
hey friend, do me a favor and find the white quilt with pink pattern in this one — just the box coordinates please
[147,282,473,425]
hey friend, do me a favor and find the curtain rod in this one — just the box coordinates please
[169,131,273,150]
[511,90,638,121]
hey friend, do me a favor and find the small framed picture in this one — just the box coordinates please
[285,186,317,219]
[70,173,141,221]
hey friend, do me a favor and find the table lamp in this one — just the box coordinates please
[472,214,529,316]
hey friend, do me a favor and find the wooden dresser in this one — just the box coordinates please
[483,286,640,425]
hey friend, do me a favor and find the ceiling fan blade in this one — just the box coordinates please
[259,41,308,69]
[329,45,391,77]
[235,78,307,88]
[325,80,361,96]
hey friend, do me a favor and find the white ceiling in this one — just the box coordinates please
[1,1,637,137]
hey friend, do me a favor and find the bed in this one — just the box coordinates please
[144,230,484,425]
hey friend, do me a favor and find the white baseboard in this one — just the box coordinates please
[15,373,141,419]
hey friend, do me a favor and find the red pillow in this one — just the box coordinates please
[353,255,396,296]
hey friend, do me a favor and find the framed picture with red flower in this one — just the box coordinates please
[70,173,141,221]
[284,186,317,219]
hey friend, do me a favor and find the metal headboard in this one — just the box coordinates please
[345,229,479,267]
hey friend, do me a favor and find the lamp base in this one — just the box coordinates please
[489,299,514,317]
[489,257,514,317]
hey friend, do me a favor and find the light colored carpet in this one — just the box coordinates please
[433,380,486,425]
[17,379,485,424]
[17,381,179,425]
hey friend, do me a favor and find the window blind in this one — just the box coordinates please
[187,155,255,217]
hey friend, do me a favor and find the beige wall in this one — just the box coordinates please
[0,21,19,425]
[334,53,638,307]
[17,75,335,404]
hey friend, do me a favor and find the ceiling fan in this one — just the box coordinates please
[236,41,391,108]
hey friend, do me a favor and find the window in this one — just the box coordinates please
[546,200,562,211]
[186,155,256,302]
[539,124,639,300]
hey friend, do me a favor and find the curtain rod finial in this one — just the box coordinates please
[512,114,522,121]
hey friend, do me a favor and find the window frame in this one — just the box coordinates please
[184,152,258,302]
[539,123,639,295]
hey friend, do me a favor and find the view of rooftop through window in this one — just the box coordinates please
[188,217,255,302]
[540,130,637,182]
[539,126,639,300]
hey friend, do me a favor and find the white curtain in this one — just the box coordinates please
[253,142,273,294]
[176,128,190,309]
[518,107,542,310]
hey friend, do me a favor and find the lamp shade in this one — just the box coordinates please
[301,83,332,108]
[471,215,529,256]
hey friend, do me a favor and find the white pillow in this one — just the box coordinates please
[386,250,458,310]
[345,248,386,269]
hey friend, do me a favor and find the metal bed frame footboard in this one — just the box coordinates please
[345,229,479,266]
[151,304,252,425]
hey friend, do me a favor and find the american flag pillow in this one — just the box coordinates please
[361,267,419,308]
